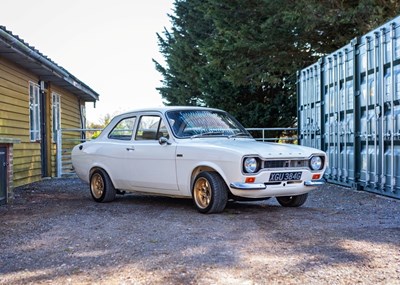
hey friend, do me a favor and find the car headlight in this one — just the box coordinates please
[310,156,323,170]
[243,157,259,173]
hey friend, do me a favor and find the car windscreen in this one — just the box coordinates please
[166,110,252,139]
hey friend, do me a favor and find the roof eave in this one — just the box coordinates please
[0,26,99,102]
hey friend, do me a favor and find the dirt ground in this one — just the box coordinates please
[0,178,399,285]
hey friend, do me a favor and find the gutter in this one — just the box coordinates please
[0,27,99,102]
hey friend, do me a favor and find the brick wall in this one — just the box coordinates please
[7,144,14,201]
[0,138,21,203]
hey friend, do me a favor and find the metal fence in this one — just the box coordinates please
[56,128,102,177]
[56,127,297,177]
[246,127,297,143]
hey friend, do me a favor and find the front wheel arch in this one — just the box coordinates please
[192,171,228,214]
[190,165,229,191]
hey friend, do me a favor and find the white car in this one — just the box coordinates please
[72,107,327,213]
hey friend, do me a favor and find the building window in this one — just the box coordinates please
[52,93,61,142]
[29,82,41,141]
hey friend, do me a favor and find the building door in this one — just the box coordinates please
[0,147,6,205]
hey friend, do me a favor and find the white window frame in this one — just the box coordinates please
[52,92,61,143]
[80,105,86,129]
[29,82,41,141]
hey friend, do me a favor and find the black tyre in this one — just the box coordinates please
[192,171,228,214]
[90,169,116,202]
[276,193,308,207]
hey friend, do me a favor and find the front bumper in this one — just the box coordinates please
[230,182,266,190]
[304,180,325,186]
[230,179,325,190]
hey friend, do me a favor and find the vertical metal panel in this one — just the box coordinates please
[0,147,6,205]
[297,15,400,199]
[298,61,322,150]
[321,44,356,187]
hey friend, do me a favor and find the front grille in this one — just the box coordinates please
[263,159,308,169]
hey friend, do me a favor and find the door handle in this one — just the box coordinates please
[126,146,135,151]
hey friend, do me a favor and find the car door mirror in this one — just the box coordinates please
[158,136,171,145]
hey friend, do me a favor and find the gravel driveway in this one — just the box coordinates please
[0,178,399,285]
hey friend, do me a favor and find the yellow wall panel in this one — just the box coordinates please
[0,56,86,187]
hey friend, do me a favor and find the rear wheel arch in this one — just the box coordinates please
[89,167,116,202]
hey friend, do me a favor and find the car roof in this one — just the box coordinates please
[98,106,236,140]
[100,106,227,138]
[117,106,224,116]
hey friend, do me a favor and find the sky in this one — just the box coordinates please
[0,0,174,123]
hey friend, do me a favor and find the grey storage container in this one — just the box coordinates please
[298,15,400,199]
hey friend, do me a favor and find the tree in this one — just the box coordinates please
[87,113,112,139]
[154,0,207,106]
[154,0,400,128]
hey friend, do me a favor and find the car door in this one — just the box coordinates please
[124,114,178,193]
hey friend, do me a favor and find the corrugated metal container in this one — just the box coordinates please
[297,15,400,199]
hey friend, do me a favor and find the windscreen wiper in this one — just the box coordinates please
[191,131,225,138]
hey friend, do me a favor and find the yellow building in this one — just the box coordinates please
[0,26,99,204]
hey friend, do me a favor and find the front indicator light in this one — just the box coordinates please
[245,177,255,183]
[312,174,321,180]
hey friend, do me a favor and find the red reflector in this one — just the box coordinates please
[312,174,321,180]
[245,177,255,183]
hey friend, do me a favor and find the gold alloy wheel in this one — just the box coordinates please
[194,177,212,209]
[91,173,104,199]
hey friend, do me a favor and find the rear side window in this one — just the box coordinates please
[108,117,136,140]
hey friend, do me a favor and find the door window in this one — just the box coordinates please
[135,116,169,140]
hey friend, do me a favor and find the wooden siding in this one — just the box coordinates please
[0,56,41,186]
[0,56,85,186]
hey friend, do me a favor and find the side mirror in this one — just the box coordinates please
[158,136,171,145]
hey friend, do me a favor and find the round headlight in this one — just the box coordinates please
[310,156,323,170]
[244,157,258,173]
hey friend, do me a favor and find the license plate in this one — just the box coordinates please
[269,172,302,182]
